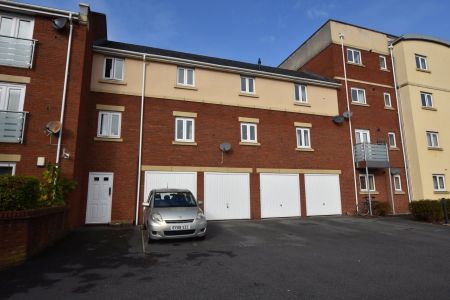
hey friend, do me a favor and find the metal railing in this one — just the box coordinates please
[354,142,389,168]
[0,35,36,68]
[0,110,28,143]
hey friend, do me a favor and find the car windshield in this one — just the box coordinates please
[153,192,197,208]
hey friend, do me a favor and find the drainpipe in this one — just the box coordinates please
[135,54,147,225]
[55,13,73,166]
[339,33,359,213]
[386,143,396,214]
[389,45,412,203]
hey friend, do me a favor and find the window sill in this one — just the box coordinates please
[294,102,311,107]
[351,102,370,107]
[239,93,259,98]
[94,137,123,142]
[428,147,443,151]
[239,142,260,146]
[359,191,379,195]
[389,147,400,151]
[434,191,450,195]
[174,84,198,91]
[98,79,127,85]
[384,106,396,110]
[295,148,314,152]
[394,191,405,195]
[172,141,197,146]
[380,68,390,72]
[422,106,437,111]
[416,68,431,73]
[347,62,365,67]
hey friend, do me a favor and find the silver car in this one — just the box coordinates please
[143,189,207,242]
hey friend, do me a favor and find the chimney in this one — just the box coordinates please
[79,3,90,24]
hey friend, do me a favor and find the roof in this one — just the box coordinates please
[393,34,450,48]
[94,40,339,85]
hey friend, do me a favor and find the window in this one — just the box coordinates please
[240,123,257,143]
[294,84,307,103]
[432,174,446,192]
[240,76,255,94]
[420,92,433,108]
[97,111,122,138]
[177,67,195,86]
[0,83,25,111]
[393,175,402,192]
[351,88,366,104]
[379,55,387,70]
[347,48,362,65]
[175,117,195,142]
[360,174,375,192]
[0,162,15,176]
[388,132,397,148]
[426,131,439,148]
[355,129,370,144]
[0,14,34,39]
[415,54,428,70]
[296,127,311,149]
[103,57,124,81]
[384,93,392,108]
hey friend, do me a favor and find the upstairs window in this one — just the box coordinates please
[97,111,122,138]
[432,174,446,192]
[388,132,397,148]
[294,84,308,103]
[296,127,311,149]
[0,14,34,39]
[175,117,195,142]
[0,83,25,112]
[420,92,433,108]
[104,57,124,81]
[415,54,428,70]
[351,88,366,104]
[347,48,362,65]
[177,67,195,86]
[426,131,439,148]
[240,122,257,143]
[240,76,255,94]
[379,55,387,70]
[384,92,392,108]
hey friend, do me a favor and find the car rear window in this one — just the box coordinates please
[153,192,197,208]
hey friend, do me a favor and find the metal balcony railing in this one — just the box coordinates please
[354,143,389,168]
[0,110,28,143]
[0,35,36,68]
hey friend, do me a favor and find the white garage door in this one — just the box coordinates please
[144,171,197,201]
[204,172,250,220]
[260,173,301,218]
[305,174,342,216]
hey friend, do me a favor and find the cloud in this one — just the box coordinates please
[260,35,276,43]
[306,8,329,19]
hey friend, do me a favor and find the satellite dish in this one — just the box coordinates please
[219,142,232,152]
[46,121,62,135]
[343,111,353,119]
[332,115,345,124]
[52,18,68,30]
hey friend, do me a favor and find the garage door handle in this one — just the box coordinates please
[226,203,229,208]
[109,187,111,196]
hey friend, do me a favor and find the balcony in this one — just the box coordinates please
[0,110,28,143]
[354,143,389,168]
[0,35,36,68]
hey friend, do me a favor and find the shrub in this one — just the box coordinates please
[0,176,40,211]
[39,164,77,207]
[373,201,390,216]
[409,200,444,222]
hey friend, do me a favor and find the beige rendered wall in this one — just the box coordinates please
[90,54,339,116]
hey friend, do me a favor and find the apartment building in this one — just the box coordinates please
[279,20,410,214]
[392,35,450,200]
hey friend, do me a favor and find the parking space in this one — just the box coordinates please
[1,217,449,299]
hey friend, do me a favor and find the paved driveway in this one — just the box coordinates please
[1,217,449,299]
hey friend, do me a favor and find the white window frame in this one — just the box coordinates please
[359,174,376,192]
[420,92,433,108]
[415,54,428,70]
[426,131,439,148]
[296,127,311,149]
[432,174,446,192]
[393,174,402,192]
[379,55,387,70]
[240,76,255,94]
[347,48,362,65]
[351,87,366,104]
[175,117,195,142]
[355,129,371,144]
[384,92,392,108]
[0,82,26,112]
[176,66,195,86]
[103,57,124,81]
[0,162,16,175]
[388,132,397,148]
[294,84,308,103]
[0,13,34,39]
[97,111,122,138]
[240,122,257,143]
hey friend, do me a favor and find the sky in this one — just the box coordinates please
[24,0,450,66]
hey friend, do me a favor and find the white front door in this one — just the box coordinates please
[85,172,113,224]
[260,173,301,218]
[305,174,342,216]
[204,172,250,220]
[355,129,371,144]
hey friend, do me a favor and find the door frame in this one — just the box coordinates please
[85,172,114,224]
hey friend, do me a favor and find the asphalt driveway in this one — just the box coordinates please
[1,217,449,299]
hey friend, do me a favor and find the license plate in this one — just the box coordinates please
[170,225,190,230]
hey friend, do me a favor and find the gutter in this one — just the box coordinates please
[0,1,79,19]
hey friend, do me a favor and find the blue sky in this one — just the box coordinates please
[26,0,450,66]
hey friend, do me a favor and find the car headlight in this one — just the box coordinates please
[151,213,164,223]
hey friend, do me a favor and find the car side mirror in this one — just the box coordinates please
[142,202,150,207]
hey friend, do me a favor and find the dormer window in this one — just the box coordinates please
[103,57,124,81]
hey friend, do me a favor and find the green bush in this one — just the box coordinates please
[373,201,390,216]
[0,176,40,211]
[409,200,444,222]
[39,164,77,207]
